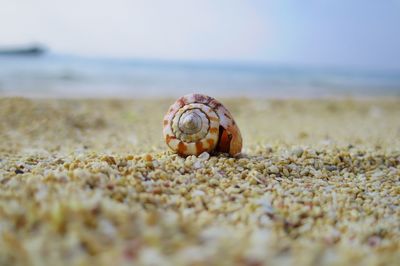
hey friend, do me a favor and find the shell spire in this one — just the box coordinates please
[163,93,242,157]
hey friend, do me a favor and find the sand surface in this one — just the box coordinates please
[0,97,399,265]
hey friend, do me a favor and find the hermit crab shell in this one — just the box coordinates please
[163,93,242,157]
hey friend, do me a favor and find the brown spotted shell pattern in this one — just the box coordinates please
[163,93,242,157]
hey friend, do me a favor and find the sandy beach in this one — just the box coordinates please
[0,97,399,265]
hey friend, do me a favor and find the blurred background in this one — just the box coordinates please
[1,0,400,98]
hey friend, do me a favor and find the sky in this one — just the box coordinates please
[1,0,400,70]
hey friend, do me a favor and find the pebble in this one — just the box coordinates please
[268,165,280,174]
[198,152,210,161]
[193,160,203,169]
[292,147,304,158]
[325,165,338,171]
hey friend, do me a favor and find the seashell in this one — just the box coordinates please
[163,93,242,157]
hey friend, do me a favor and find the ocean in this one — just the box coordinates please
[0,54,399,98]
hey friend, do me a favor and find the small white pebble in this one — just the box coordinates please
[291,147,304,157]
[198,152,210,161]
[193,161,203,169]
[192,190,206,197]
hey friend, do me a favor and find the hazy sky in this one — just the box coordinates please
[1,0,400,70]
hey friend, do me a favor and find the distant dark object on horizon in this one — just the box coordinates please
[0,45,47,56]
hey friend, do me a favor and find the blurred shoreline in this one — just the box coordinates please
[1,54,399,99]
[1,92,400,101]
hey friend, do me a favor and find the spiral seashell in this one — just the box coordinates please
[163,93,242,157]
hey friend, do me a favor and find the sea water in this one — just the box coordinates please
[0,54,399,98]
